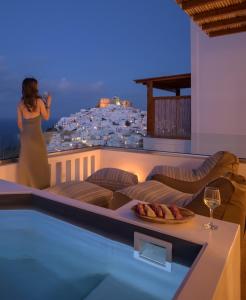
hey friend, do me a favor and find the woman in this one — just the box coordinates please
[17,78,51,189]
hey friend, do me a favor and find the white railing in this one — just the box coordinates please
[48,148,101,186]
[0,148,101,187]
[0,147,246,186]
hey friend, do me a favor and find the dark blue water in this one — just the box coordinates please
[0,210,188,300]
[0,119,57,160]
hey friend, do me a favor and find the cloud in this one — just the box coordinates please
[39,77,107,118]
[57,77,72,91]
[90,80,104,91]
[0,57,107,119]
[49,77,105,93]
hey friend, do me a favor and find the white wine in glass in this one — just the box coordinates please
[203,186,221,230]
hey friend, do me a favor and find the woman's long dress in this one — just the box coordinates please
[18,116,50,189]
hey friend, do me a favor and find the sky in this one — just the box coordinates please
[0,0,190,120]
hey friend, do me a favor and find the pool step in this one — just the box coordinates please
[84,275,157,300]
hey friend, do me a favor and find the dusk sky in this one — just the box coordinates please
[0,0,190,120]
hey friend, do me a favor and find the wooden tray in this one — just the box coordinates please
[132,204,195,224]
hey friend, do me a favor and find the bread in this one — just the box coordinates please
[160,204,175,220]
[169,205,183,220]
[143,204,156,217]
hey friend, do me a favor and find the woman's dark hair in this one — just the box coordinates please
[22,77,39,112]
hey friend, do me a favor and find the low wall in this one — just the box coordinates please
[100,149,204,182]
[0,148,101,186]
[0,147,245,185]
[100,149,246,181]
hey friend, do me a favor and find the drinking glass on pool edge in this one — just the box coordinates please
[203,186,221,230]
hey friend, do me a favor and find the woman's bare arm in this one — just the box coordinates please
[17,103,23,131]
[38,98,50,120]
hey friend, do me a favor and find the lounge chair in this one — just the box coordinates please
[146,151,239,193]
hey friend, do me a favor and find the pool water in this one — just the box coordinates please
[0,210,189,300]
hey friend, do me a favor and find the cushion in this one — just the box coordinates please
[186,177,235,220]
[86,168,138,191]
[195,151,225,179]
[112,180,192,210]
[147,165,194,182]
[46,181,113,208]
[147,151,239,194]
[195,151,239,178]
[186,174,246,239]
[147,151,238,182]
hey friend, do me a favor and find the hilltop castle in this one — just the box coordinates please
[97,96,132,108]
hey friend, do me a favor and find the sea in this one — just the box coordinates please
[0,118,57,160]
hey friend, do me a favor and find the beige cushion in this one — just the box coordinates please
[195,151,239,178]
[186,174,246,240]
[147,151,238,182]
[112,180,192,210]
[46,181,113,208]
[86,168,138,191]
[147,151,239,194]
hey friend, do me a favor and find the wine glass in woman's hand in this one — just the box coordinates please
[43,92,52,107]
[46,94,52,107]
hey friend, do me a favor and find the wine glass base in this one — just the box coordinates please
[203,223,218,230]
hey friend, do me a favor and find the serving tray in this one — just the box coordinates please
[132,204,195,224]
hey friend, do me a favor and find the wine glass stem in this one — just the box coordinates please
[209,208,213,226]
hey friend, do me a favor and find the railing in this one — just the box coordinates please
[0,148,101,187]
[1,147,246,186]
[154,96,191,139]
[0,147,204,185]
[48,148,101,186]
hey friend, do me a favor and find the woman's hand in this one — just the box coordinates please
[46,94,52,108]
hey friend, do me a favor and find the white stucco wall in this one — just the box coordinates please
[191,24,246,157]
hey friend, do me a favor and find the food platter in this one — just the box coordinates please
[132,203,195,224]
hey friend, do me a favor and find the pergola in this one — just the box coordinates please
[135,73,191,96]
[176,0,246,37]
[135,73,191,138]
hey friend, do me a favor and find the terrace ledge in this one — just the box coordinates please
[2,146,246,166]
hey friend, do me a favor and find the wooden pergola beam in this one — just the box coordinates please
[135,73,190,84]
[193,2,246,22]
[147,82,155,136]
[179,0,222,11]
[202,16,246,31]
[135,82,178,93]
[208,24,246,37]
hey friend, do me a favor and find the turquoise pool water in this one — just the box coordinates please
[0,210,189,300]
